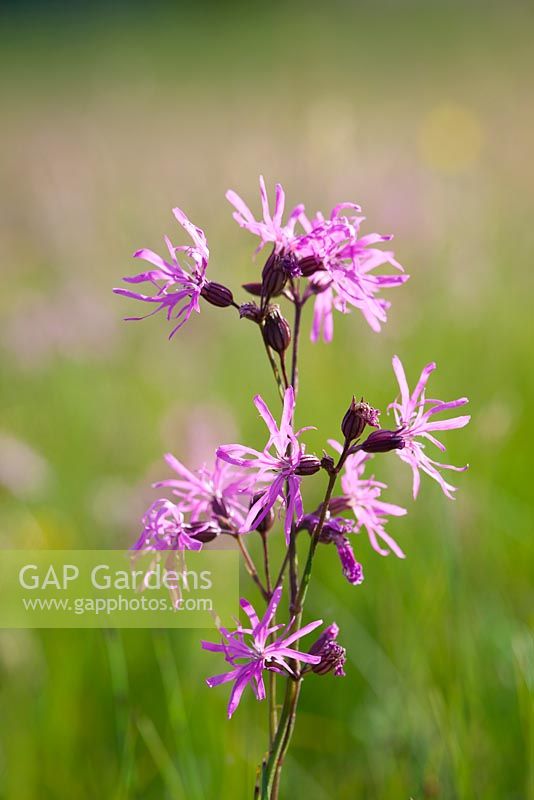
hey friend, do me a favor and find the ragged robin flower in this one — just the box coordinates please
[114,207,210,337]
[217,387,317,541]
[389,356,470,499]
[202,587,322,718]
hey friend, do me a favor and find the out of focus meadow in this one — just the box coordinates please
[1,2,533,798]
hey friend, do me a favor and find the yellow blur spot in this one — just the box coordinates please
[419,104,483,173]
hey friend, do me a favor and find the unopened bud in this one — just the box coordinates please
[298,255,324,277]
[327,496,351,515]
[187,521,220,543]
[242,282,263,297]
[360,428,405,453]
[320,454,335,473]
[341,397,380,442]
[249,492,275,534]
[309,275,332,295]
[261,250,287,298]
[295,454,322,476]
[200,281,234,308]
[211,497,229,519]
[263,306,291,354]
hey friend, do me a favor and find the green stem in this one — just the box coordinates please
[272,547,291,593]
[271,681,302,799]
[255,287,320,797]
[261,453,348,797]
[288,523,299,616]
[290,300,302,392]
[261,331,285,402]
[261,532,272,594]
[293,441,350,621]
[261,677,301,799]
[235,534,269,602]
[280,353,290,391]
[261,532,278,744]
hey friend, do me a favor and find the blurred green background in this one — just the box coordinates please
[1,2,533,798]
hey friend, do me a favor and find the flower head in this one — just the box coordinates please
[389,356,470,499]
[227,177,408,340]
[216,387,315,541]
[202,587,322,718]
[133,498,207,552]
[295,205,408,340]
[154,454,252,529]
[114,208,209,337]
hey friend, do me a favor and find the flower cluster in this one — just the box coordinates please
[228,177,409,341]
[116,175,470,792]
[114,176,409,342]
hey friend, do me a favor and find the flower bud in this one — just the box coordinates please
[239,302,262,323]
[249,492,275,534]
[295,454,322,476]
[263,306,291,354]
[187,521,220,543]
[360,428,405,453]
[200,281,234,308]
[320,454,335,473]
[242,282,263,297]
[309,275,332,295]
[309,623,346,677]
[341,397,380,442]
[298,255,324,277]
[261,250,287,298]
[327,496,351,515]
[211,496,229,519]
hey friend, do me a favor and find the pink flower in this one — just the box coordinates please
[216,387,317,541]
[227,178,407,340]
[114,208,209,337]
[202,587,322,718]
[154,454,253,528]
[329,441,407,558]
[133,498,205,552]
[226,176,305,254]
[302,209,409,340]
[389,355,470,499]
